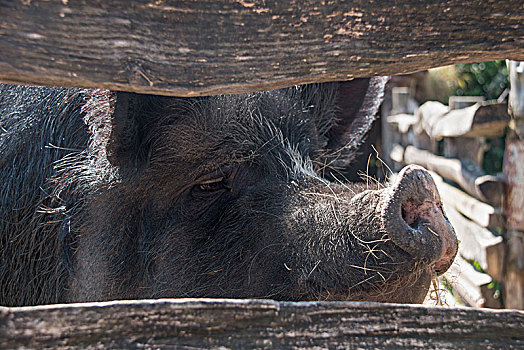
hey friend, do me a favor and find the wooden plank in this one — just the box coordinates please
[431,102,510,139]
[416,100,510,139]
[403,145,503,206]
[390,143,405,163]
[387,113,418,134]
[442,202,504,280]
[432,174,504,229]
[414,100,449,138]
[0,1,523,96]
[449,96,485,110]
[444,255,502,308]
[1,299,523,348]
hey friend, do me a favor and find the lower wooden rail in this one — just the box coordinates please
[1,299,523,349]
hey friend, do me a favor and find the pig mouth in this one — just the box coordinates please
[384,165,458,277]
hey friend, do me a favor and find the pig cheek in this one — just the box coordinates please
[138,222,197,298]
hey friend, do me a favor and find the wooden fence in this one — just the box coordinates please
[384,62,524,309]
[1,1,524,348]
[0,1,523,96]
[2,299,524,348]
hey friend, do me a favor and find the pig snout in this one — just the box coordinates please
[382,165,458,275]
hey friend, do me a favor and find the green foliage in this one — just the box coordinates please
[454,61,508,175]
[472,260,484,273]
[454,61,509,100]
[441,277,455,297]
[487,280,502,301]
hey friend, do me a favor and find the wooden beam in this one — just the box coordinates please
[503,233,524,310]
[504,141,524,231]
[416,101,510,139]
[403,145,503,206]
[390,143,405,163]
[508,61,524,119]
[414,100,449,137]
[1,299,523,348]
[431,102,510,139]
[0,1,523,96]
[503,140,524,309]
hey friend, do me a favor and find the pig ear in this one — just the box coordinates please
[107,91,151,172]
[326,76,389,168]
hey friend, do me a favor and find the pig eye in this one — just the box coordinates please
[191,166,237,199]
[197,177,225,192]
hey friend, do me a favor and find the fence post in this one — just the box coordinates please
[503,60,524,309]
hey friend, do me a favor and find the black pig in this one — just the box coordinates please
[0,78,457,306]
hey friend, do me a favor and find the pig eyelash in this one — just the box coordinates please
[192,165,238,194]
[197,177,225,191]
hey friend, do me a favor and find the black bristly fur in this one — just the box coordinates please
[1,79,442,306]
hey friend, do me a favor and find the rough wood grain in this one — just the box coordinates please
[0,1,523,96]
[1,299,523,349]
[504,140,524,232]
[503,140,524,309]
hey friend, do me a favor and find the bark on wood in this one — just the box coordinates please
[503,233,524,310]
[503,140,524,309]
[504,140,524,231]
[1,299,523,349]
[403,145,503,206]
[0,1,523,96]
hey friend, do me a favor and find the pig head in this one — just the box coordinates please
[69,77,457,304]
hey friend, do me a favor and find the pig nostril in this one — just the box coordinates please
[401,200,420,229]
